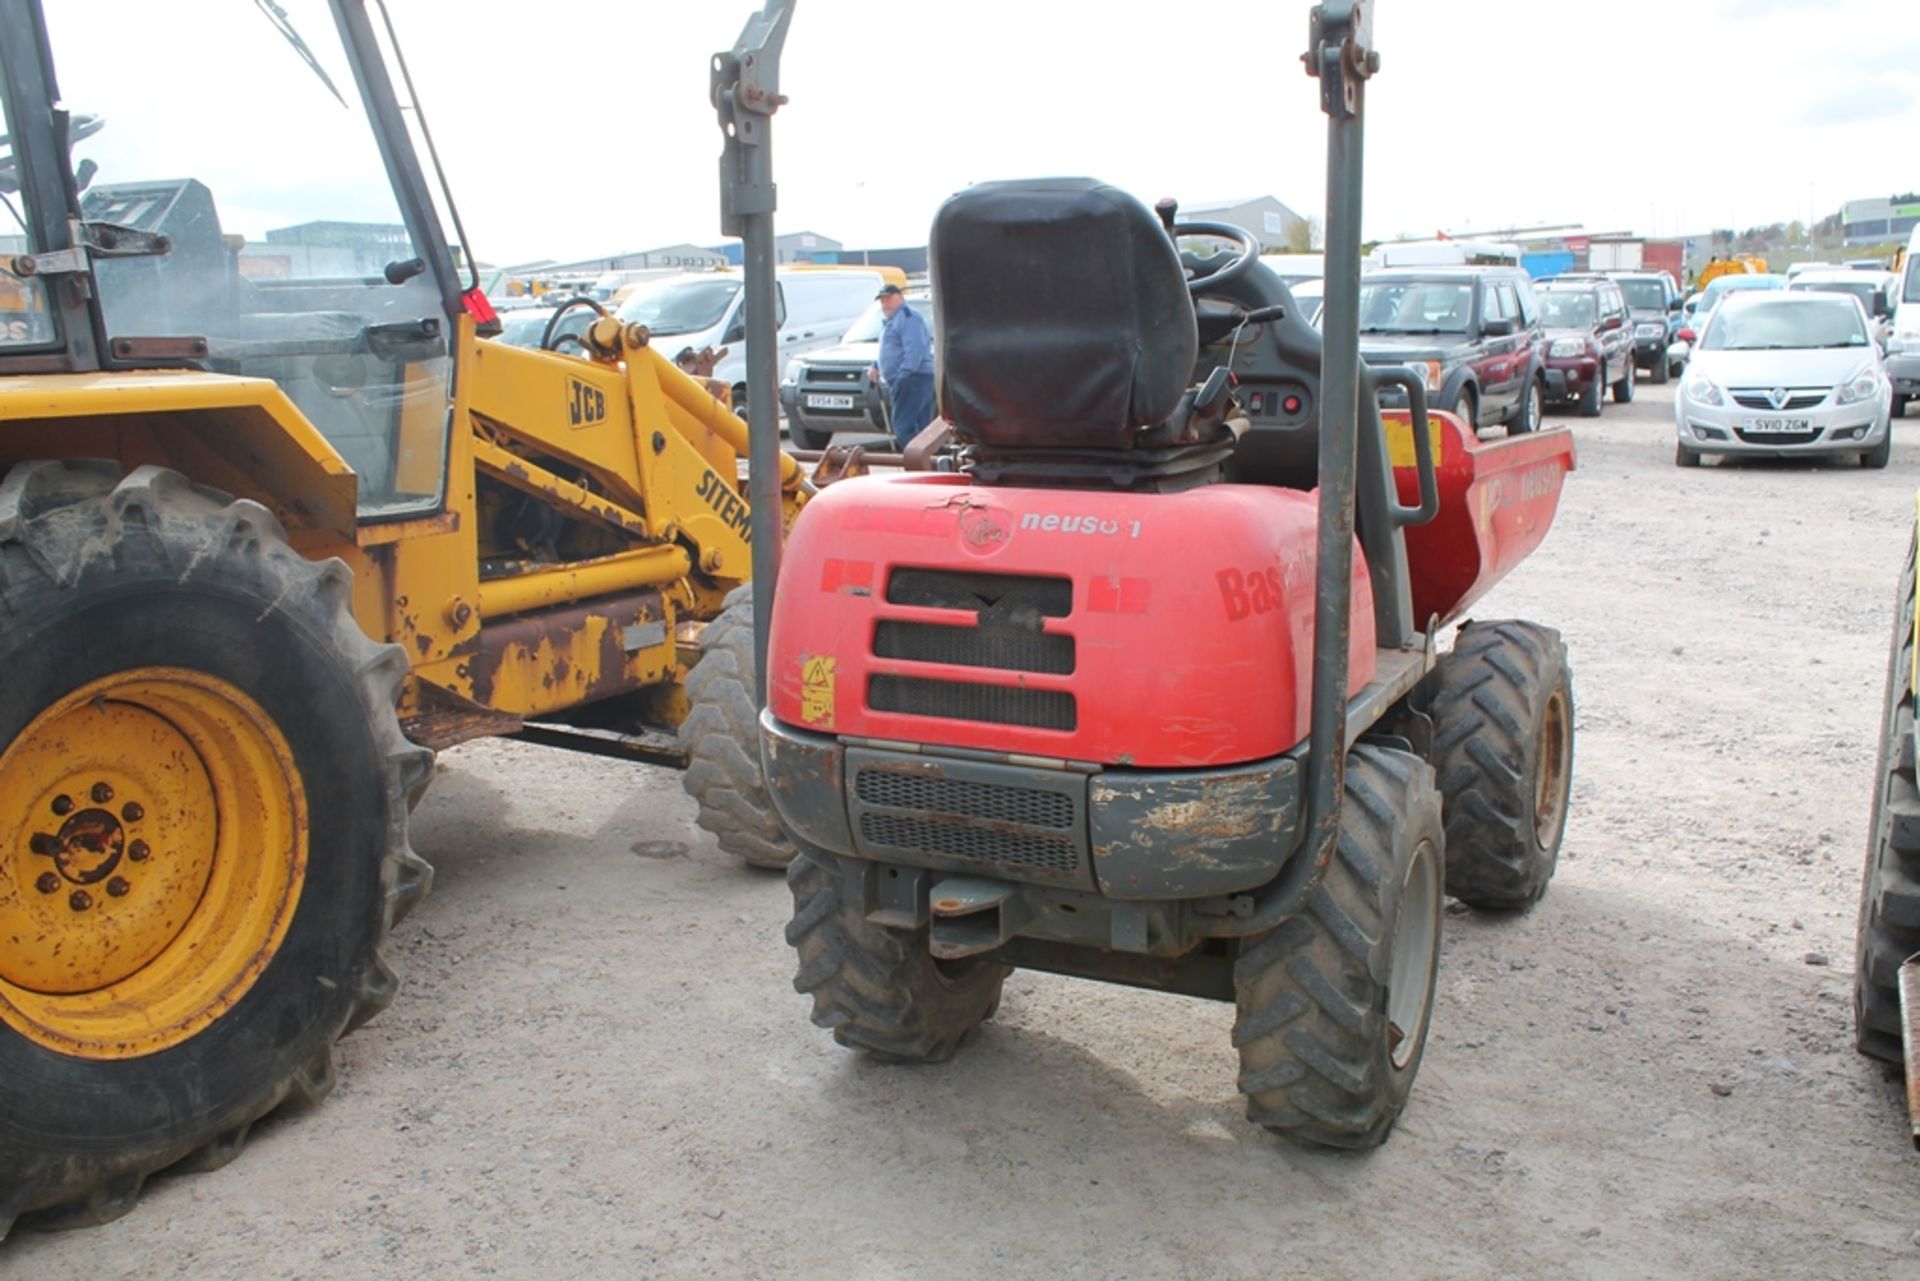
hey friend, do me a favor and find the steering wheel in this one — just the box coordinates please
[1174,220,1260,295]
[0,113,105,197]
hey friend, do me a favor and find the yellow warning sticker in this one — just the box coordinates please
[800,656,836,725]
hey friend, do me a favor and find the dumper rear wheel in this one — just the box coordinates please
[1856,523,1920,1065]
[1419,620,1573,910]
[1233,746,1444,1149]
[0,462,431,1239]
[680,586,796,869]
[786,847,1008,1062]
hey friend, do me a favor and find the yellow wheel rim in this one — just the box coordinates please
[0,668,307,1059]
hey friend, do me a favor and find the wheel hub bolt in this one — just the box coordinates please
[50,794,73,816]
[128,839,150,862]
[68,889,92,912]
[121,802,144,822]
[35,872,59,894]
[90,782,113,804]
[106,876,130,898]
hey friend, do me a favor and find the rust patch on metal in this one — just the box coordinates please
[458,588,666,716]
[402,680,526,752]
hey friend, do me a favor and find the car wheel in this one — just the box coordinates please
[1895,394,1910,420]
[1613,355,1635,404]
[1577,365,1604,418]
[1864,430,1893,470]
[1447,386,1477,431]
[1675,441,1701,468]
[787,420,832,451]
[1505,377,1542,437]
[1647,351,1670,385]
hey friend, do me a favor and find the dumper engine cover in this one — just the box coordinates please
[765,473,1376,769]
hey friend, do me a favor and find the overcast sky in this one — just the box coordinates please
[43,0,1920,264]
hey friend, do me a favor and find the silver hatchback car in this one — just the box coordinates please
[1674,291,1894,468]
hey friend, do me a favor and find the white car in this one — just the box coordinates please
[1674,291,1894,469]
[1788,269,1896,350]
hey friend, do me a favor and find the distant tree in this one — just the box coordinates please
[1283,217,1314,254]
[1786,219,1805,243]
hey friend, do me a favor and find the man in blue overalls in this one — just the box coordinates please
[871,284,935,448]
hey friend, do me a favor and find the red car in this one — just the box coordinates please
[1536,277,1636,416]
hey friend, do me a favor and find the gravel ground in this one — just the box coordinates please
[13,383,1920,1279]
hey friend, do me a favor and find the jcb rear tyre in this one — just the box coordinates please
[679,585,796,869]
[786,847,1008,1063]
[1233,746,1444,1149]
[1856,524,1920,1065]
[1419,620,1574,910]
[0,462,431,1238]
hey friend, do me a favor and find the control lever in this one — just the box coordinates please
[1154,197,1178,237]
[1192,364,1234,414]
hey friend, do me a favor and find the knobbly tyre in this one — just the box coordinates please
[752,0,1579,1146]
[1855,499,1920,1148]
[0,0,799,1235]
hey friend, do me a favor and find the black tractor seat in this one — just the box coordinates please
[929,178,1233,491]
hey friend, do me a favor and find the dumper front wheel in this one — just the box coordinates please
[786,847,1008,1062]
[1856,523,1920,1065]
[1233,746,1444,1149]
[0,462,430,1239]
[680,586,797,869]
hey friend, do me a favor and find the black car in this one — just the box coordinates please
[1589,271,1686,383]
[1357,266,1546,435]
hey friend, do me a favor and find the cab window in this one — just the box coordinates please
[45,1,455,517]
[0,55,57,350]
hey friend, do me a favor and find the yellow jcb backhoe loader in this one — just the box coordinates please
[0,0,799,1234]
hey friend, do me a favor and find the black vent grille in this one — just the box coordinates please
[809,367,866,385]
[1730,390,1826,411]
[858,813,1079,872]
[869,675,1075,730]
[1734,428,1822,446]
[855,768,1075,828]
[873,620,1074,675]
[886,568,1072,617]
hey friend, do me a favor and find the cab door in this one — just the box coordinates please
[0,3,103,374]
[1597,284,1630,382]
[1476,279,1523,415]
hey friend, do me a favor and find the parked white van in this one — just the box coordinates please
[1887,227,1920,417]
[616,267,889,413]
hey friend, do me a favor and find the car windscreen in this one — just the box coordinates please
[1358,281,1473,333]
[838,296,931,343]
[1789,280,1878,310]
[1702,299,1869,351]
[497,311,555,348]
[616,278,740,335]
[1618,280,1666,310]
[1905,257,1920,305]
[1538,292,1597,329]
